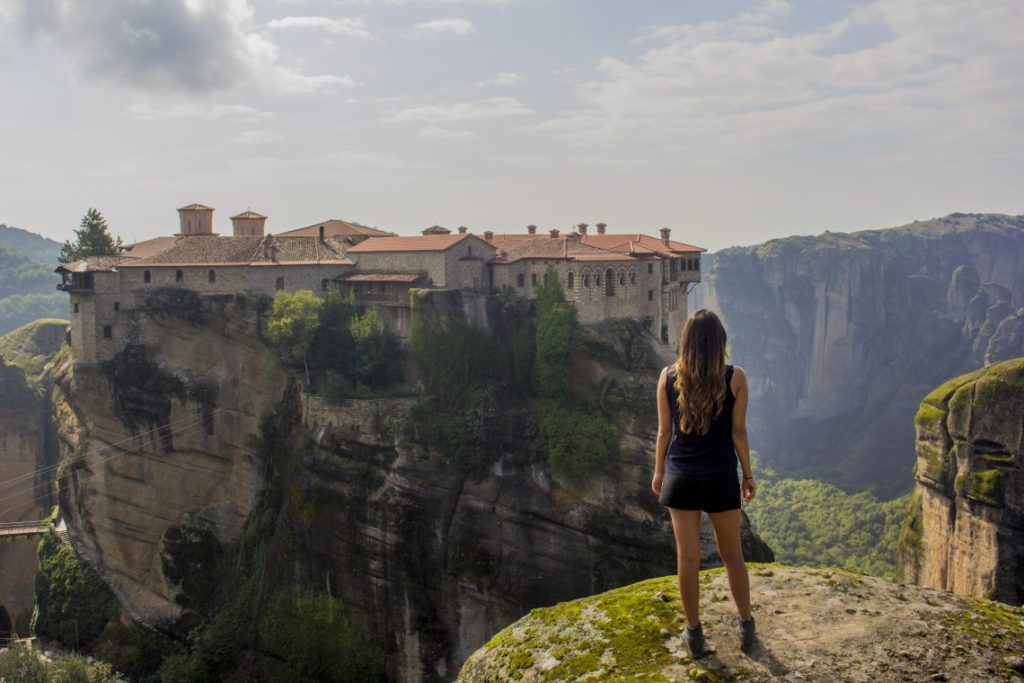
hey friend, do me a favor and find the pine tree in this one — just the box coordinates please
[58,208,123,263]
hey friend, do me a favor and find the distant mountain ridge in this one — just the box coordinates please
[694,212,1024,498]
[0,223,66,335]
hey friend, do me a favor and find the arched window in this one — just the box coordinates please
[567,272,575,289]
[517,273,525,288]
[275,277,285,291]
[143,270,151,283]
[605,268,615,297]
[176,269,184,283]
[619,273,625,286]
[583,274,590,287]
[630,272,636,285]
[208,269,216,283]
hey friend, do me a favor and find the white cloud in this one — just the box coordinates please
[265,15,369,38]
[415,18,474,36]
[418,126,476,140]
[476,71,527,87]
[233,129,285,143]
[127,103,273,122]
[381,96,532,123]
[0,0,354,93]
[536,0,1024,156]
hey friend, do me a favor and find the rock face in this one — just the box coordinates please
[51,296,772,681]
[0,320,65,628]
[896,358,1024,605]
[694,213,1024,497]
[457,564,1024,682]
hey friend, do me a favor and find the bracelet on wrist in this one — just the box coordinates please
[742,474,754,480]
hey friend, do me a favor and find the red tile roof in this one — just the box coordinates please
[580,233,705,254]
[347,233,493,253]
[118,235,353,266]
[493,235,635,263]
[278,219,394,238]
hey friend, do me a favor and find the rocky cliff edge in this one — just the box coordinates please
[457,564,1024,682]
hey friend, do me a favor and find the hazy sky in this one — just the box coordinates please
[0,0,1020,251]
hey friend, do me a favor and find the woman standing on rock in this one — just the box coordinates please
[651,308,757,657]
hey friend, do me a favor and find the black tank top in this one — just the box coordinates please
[664,364,737,475]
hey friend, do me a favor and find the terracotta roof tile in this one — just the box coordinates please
[580,233,705,254]
[492,235,638,263]
[347,233,493,253]
[178,203,213,211]
[120,235,353,266]
[279,219,394,238]
[230,210,267,219]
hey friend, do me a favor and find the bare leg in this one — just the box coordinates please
[707,508,752,621]
[668,507,703,629]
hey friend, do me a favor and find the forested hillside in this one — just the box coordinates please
[0,224,66,334]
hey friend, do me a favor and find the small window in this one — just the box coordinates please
[647,263,653,274]
[648,289,654,301]
[596,275,601,286]
[321,279,328,292]
[583,274,590,288]
[619,274,625,286]
[113,302,119,312]
[630,273,636,285]
[176,270,184,283]
[143,270,151,283]
[208,269,216,283]
[73,303,79,314]
[517,274,525,288]
[531,273,537,287]
[103,325,112,339]
[276,277,284,291]
[567,272,574,289]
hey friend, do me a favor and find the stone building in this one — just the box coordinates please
[57,204,703,363]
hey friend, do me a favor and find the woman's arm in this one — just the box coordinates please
[731,366,756,501]
[653,367,671,494]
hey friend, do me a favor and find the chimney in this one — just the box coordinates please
[596,222,607,235]
[577,223,588,236]
[458,226,468,234]
[483,230,494,241]
[549,229,560,239]
[660,227,671,247]
[527,224,537,235]
[178,203,215,236]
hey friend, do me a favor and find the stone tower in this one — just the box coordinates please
[230,210,267,237]
[178,203,215,236]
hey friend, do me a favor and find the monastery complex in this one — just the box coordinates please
[57,204,703,363]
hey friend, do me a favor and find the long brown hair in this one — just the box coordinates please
[673,309,728,435]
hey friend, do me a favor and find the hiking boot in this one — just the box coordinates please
[738,616,756,652]
[683,622,711,659]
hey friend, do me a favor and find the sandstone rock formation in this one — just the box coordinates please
[50,294,771,681]
[896,358,1024,605]
[694,213,1024,497]
[0,319,65,629]
[457,564,1024,682]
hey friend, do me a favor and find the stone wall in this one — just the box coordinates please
[301,393,419,447]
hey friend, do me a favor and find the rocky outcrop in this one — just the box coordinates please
[896,358,1024,605]
[694,213,1024,497]
[0,319,65,628]
[457,564,1024,682]
[51,296,771,681]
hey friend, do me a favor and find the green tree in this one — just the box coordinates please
[59,208,123,263]
[534,266,576,398]
[266,290,323,385]
[308,289,359,375]
[349,308,402,389]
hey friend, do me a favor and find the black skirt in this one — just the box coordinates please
[659,470,741,513]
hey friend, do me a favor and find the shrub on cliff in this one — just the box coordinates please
[33,533,119,650]
[540,402,619,489]
[349,308,403,390]
[534,267,575,398]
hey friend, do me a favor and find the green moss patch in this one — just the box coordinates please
[965,468,1006,507]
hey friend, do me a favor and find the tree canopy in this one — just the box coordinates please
[59,208,123,263]
[266,290,323,383]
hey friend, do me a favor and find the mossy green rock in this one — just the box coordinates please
[457,564,1024,682]
[898,358,1024,605]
